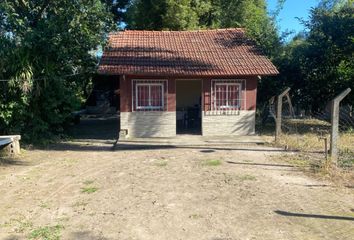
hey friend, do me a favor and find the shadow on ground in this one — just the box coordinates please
[0,157,30,166]
[68,231,110,240]
[67,115,119,140]
[275,210,354,221]
[47,141,287,153]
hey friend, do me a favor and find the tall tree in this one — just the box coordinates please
[302,0,354,108]
[125,0,281,55]
[268,0,354,110]
[0,0,114,142]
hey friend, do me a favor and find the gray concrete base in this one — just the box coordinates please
[118,135,265,147]
[120,111,176,138]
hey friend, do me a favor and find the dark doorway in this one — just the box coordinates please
[176,80,202,134]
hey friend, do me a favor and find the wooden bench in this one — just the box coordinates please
[0,135,21,156]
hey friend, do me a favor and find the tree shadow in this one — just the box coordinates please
[0,157,29,166]
[214,31,260,51]
[2,235,22,240]
[226,161,295,168]
[274,210,354,221]
[67,115,119,140]
[100,46,217,75]
[44,141,286,153]
[200,149,215,153]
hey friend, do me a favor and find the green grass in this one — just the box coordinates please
[39,202,50,209]
[237,174,257,181]
[203,159,222,166]
[81,187,98,194]
[72,200,88,208]
[0,217,33,233]
[17,220,33,233]
[29,225,63,240]
[81,179,98,194]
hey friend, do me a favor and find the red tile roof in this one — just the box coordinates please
[98,28,279,76]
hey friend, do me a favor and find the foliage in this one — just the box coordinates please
[203,159,222,166]
[259,0,353,110]
[1,0,352,143]
[300,1,354,108]
[81,186,99,193]
[0,0,114,143]
[29,225,63,240]
[125,0,281,55]
[101,0,130,24]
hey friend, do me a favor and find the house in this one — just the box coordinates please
[98,28,278,138]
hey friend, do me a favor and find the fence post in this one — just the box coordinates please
[275,88,291,142]
[329,88,351,163]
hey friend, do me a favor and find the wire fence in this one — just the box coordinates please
[262,88,354,171]
[337,105,354,169]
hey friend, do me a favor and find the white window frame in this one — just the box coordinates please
[211,79,246,112]
[214,82,242,110]
[135,83,164,110]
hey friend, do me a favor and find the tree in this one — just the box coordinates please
[126,0,200,30]
[0,0,114,142]
[125,0,281,55]
[301,1,354,109]
[101,0,130,24]
[258,0,354,111]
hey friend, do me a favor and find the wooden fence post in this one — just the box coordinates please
[275,88,291,142]
[329,88,351,164]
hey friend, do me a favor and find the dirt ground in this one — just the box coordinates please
[0,118,353,240]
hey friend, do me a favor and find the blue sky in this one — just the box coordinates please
[267,0,319,34]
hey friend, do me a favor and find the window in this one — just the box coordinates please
[211,80,244,111]
[132,80,167,111]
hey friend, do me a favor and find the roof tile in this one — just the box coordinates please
[98,28,279,76]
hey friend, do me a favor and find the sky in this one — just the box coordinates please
[267,0,319,35]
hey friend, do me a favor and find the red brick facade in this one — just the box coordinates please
[120,76,258,113]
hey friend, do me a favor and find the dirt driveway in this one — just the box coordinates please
[0,139,353,239]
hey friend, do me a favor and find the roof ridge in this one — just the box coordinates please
[109,28,245,35]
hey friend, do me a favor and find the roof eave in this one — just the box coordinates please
[96,69,279,77]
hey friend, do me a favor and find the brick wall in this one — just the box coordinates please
[201,77,257,136]
[119,75,258,138]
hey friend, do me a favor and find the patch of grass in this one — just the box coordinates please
[236,174,257,181]
[283,154,311,168]
[81,179,98,194]
[39,202,50,209]
[72,200,88,208]
[16,220,33,233]
[0,217,33,233]
[203,159,222,166]
[339,133,354,151]
[29,225,63,240]
[81,187,98,194]
[269,130,354,183]
[15,220,32,233]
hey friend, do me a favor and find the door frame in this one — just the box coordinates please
[175,79,203,135]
